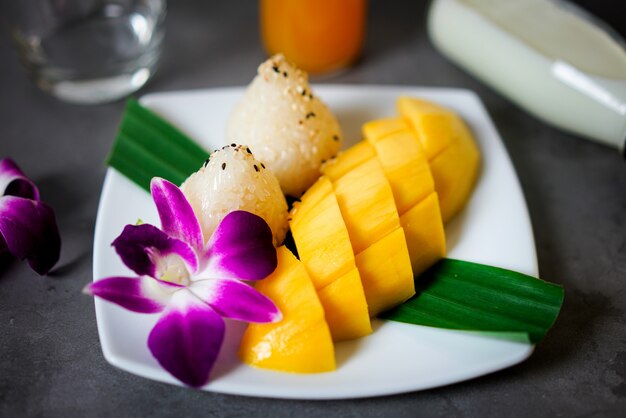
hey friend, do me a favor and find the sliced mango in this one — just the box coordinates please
[239,246,335,373]
[397,97,454,160]
[290,177,354,289]
[428,120,480,222]
[397,96,480,222]
[400,192,446,274]
[317,267,372,341]
[321,140,375,181]
[331,158,400,254]
[355,227,414,316]
[289,174,330,225]
[365,128,435,215]
[362,117,407,141]
[290,176,372,341]
[362,118,444,275]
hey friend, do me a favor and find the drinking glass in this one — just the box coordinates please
[6,0,166,104]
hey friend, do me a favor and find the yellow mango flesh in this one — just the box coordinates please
[321,141,375,181]
[362,117,407,140]
[400,193,446,274]
[355,227,414,316]
[365,128,435,215]
[317,267,372,340]
[331,158,400,254]
[239,247,335,373]
[290,178,353,288]
[290,177,372,341]
[362,118,445,275]
[397,98,453,160]
[289,174,330,225]
[397,96,480,222]
[428,120,480,222]
[322,144,416,318]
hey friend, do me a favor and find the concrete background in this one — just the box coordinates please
[1,1,625,416]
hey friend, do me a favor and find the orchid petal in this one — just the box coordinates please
[150,178,204,253]
[84,276,180,313]
[0,158,40,200]
[0,196,60,275]
[112,223,199,280]
[190,278,282,323]
[206,211,277,281]
[148,289,224,388]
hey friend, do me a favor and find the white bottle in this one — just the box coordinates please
[428,0,626,156]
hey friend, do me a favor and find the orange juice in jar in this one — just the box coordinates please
[260,0,367,75]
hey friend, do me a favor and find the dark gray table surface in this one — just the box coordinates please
[1,1,625,417]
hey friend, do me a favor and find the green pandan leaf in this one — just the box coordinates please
[379,259,564,343]
[106,99,210,191]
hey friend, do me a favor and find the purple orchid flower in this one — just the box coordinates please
[85,178,281,388]
[0,158,61,275]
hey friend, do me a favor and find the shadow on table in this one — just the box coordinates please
[0,251,16,278]
[35,169,97,278]
[48,251,89,278]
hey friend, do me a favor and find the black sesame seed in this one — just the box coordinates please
[305,112,316,119]
[309,94,313,99]
[301,89,306,96]
[246,147,252,154]
[254,164,259,172]
[221,162,226,170]
[333,135,339,141]
[321,159,326,164]
[283,71,288,77]
[272,65,279,73]
[261,163,266,169]
[231,143,236,147]
[204,158,210,167]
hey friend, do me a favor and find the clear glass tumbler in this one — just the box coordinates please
[6,0,166,104]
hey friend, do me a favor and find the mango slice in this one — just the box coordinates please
[355,227,414,316]
[322,145,416,318]
[290,177,372,341]
[428,119,480,222]
[290,178,353,287]
[331,158,400,254]
[400,193,446,274]
[289,174,330,225]
[239,246,335,373]
[397,96,480,222]
[363,119,445,276]
[317,267,372,340]
[321,141,375,181]
[365,127,435,215]
[362,117,407,140]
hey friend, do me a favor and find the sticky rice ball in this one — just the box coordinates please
[180,144,289,246]
[227,54,343,197]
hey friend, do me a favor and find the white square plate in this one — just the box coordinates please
[93,85,537,399]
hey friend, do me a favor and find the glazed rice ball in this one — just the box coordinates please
[180,144,289,246]
[227,54,343,197]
